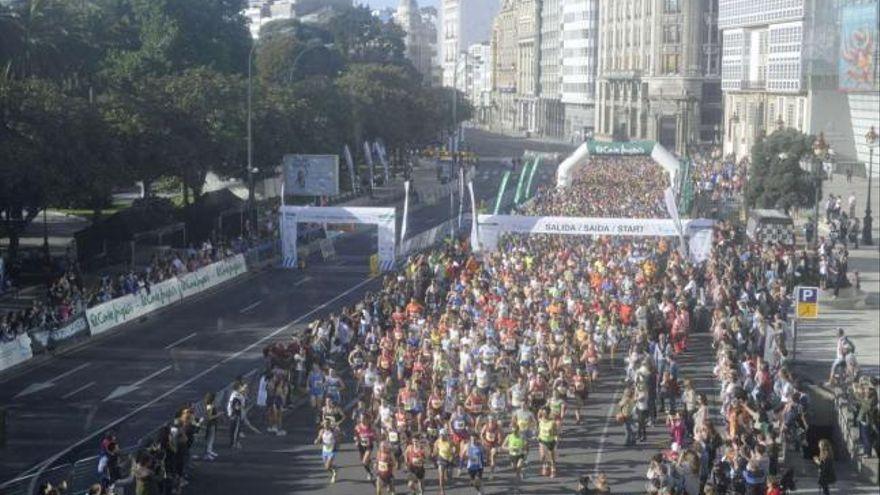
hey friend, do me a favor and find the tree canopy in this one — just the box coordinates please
[0,0,469,262]
[746,128,818,213]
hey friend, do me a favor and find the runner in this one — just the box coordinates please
[354,414,377,481]
[404,435,427,495]
[480,415,503,479]
[314,419,338,484]
[375,440,397,495]
[503,422,528,483]
[433,429,455,495]
[463,433,487,495]
[536,407,559,478]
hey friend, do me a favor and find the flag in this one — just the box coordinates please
[524,156,542,200]
[493,170,512,214]
[401,180,410,242]
[375,142,390,184]
[343,145,358,193]
[363,141,375,191]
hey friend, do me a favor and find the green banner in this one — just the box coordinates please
[513,158,533,204]
[524,156,542,200]
[587,140,655,156]
[493,170,512,214]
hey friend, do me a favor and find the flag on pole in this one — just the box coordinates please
[493,170,512,214]
[468,180,478,250]
[457,166,465,228]
[401,180,410,242]
[375,142,390,184]
[513,157,533,204]
[363,141,375,191]
[343,145,358,193]
[524,156,542,200]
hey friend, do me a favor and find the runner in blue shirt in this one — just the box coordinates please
[463,433,486,494]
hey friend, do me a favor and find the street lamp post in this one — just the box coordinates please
[811,132,830,250]
[247,40,332,229]
[863,125,877,245]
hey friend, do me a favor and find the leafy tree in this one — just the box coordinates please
[746,128,817,213]
[255,21,343,86]
[325,5,407,65]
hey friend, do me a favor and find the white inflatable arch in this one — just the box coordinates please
[556,140,681,190]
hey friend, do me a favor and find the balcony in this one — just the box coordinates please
[740,79,766,90]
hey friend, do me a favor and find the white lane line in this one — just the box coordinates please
[14,363,93,398]
[238,300,263,314]
[164,332,198,350]
[30,275,379,478]
[62,381,95,400]
[592,387,622,477]
[53,363,92,382]
[103,365,172,402]
[293,276,311,286]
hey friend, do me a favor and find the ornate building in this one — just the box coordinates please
[595,0,722,155]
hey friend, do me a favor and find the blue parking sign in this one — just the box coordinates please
[796,286,818,318]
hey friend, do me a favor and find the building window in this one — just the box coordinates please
[663,25,681,44]
[662,54,680,74]
[663,0,681,14]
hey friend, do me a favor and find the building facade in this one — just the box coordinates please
[562,0,599,141]
[537,0,565,137]
[720,0,879,171]
[465,43,494,125]
[440,0,500,88]
[595,0,722,155]
[394,0,436,82]
[490,0,519,131]
[515,0,541,133]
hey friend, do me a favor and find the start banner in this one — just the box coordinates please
[476,214,708,252]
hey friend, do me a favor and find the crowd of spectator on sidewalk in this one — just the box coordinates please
[1,231,272,342]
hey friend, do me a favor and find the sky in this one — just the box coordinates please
[361,0,439,9]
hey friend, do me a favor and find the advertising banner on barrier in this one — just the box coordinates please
[87,278,182,335]
[87,255,250,335]
[178,254,247,299]
[282,154,340,196]
[0,333,34,372]
[31,316,90,352]
[280,206,396,271]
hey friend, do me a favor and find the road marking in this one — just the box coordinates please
[103,365,172,402]
[293,276,311,286]
[164,332,197,350]
[28,275,379,480]
[62,381,95,400]
[14,363,92,399]
[592,388,621,477]
[238,300,263,314]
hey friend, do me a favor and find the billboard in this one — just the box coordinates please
[282,154,340,196]
[839,1,879,91]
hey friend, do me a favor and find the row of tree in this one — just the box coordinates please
[0,0,471,262]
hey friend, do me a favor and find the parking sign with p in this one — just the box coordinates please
[796,286,819,319]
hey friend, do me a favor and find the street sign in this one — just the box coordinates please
[795,286,819,319]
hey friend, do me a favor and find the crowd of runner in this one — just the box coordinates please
[521,157,668,218]
[250,153,856,495]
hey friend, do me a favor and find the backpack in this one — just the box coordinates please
[843,337,855,354]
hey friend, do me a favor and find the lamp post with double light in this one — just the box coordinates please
[811,133,830,249]
[863,126,877,245]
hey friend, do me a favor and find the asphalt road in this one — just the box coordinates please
[0,129,567,486]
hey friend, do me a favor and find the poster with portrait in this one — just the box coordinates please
[282,154,340,196]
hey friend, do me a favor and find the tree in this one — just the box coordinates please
[0,77,70,262]
[325,5,407,66]
[157,67,247,203]
[746,128,817,213]
[255,19,343,86]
